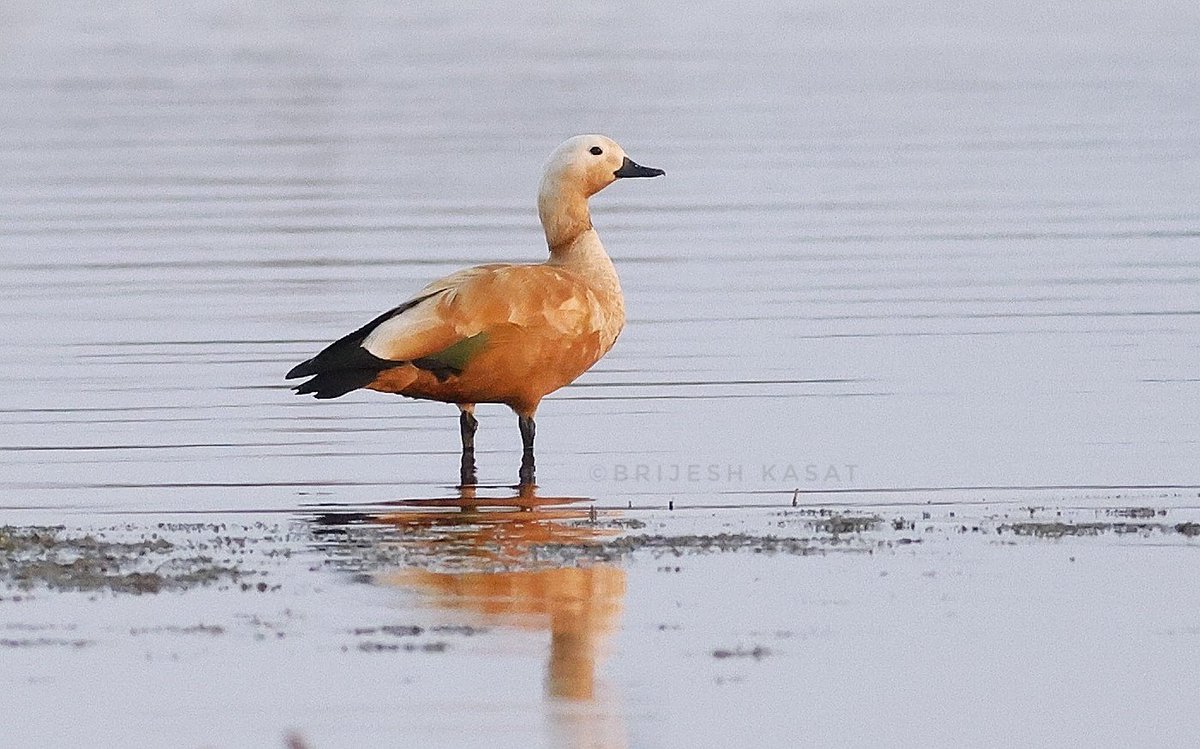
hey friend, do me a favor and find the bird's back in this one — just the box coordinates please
[365,262,624,413]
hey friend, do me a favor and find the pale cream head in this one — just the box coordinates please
[541,135,631,198]
[537,134,664,251]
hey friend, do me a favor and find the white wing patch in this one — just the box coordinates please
[362,295,447,361]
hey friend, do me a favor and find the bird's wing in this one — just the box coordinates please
[366,262,607,362]
[284,290,443,380]
[289,262,605,388]
[360,264,509,362]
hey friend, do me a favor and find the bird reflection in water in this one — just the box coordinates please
[319,472,628,745]
[376,480,625,702]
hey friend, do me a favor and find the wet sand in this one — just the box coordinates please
[3,0,1200,746]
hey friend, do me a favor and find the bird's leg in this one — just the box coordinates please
[460,452,477,487]
[518,414,535,453]
[458,405,478,487]
[518,454,534,486]
[518,413,536,486]
[458,405,478,453]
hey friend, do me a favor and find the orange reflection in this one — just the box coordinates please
[373,482,602,567]
[373,483,627,704]
[386,565,624,701]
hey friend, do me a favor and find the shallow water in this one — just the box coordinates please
[2,0,1199,746]
[6,504,1200,748]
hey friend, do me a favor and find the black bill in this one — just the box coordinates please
[613,156,665,179]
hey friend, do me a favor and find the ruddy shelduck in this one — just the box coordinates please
[286,135,664,479]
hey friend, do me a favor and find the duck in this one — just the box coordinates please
[286,134,664,481]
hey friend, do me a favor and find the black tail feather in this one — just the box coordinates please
[285,292,443,396]
[286,357,319,380]
[293,369,384,399]
[286,340,387,381]
[287,337,404,399]
[286,293,439,381]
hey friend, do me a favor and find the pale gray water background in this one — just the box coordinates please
[1,1,1199,747]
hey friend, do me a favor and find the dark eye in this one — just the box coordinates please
[589,146,603,156]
